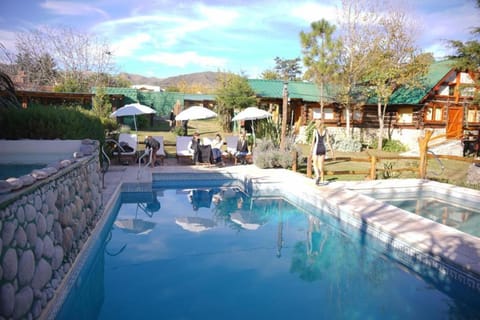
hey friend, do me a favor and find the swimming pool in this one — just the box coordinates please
[0,163,45,180]
[55,180,480,319]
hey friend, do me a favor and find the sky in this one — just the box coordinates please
[0,0,478,79]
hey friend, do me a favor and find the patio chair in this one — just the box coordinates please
[112,133,138,164]
[152,136,166,165]
[222,135,238,163]
[176,136,194,163]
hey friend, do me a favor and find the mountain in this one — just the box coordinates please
[119,71,223,90]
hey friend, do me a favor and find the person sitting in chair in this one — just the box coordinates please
[144,136,160,167]
[188,132,201,164]
[235,130,249,164]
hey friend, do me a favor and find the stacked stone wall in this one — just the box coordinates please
[0,150,103,319]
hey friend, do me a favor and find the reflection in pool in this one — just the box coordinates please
[57,185,480,320]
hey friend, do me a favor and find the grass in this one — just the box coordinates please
[124,118,477,189]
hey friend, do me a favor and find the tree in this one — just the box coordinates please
[15,52,58,88]
[363,4,429,150]
[447,0,480,104]
[335,0,380,138]
[260,69,280,80]
[300,19,341,120]
[14,26,115,92]
[274,57,302,81]
[0,71,21,108]
[92,86,112,118]
[215,73,257,132]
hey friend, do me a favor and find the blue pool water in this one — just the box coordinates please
[360,190,480,238]
[0,164,45,180]
[57,184,480,320]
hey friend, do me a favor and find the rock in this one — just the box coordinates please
[13,286,33,319]
[0,180,12,194]
[6,177,23,190]
[51,246,64,270]
[80,144,95,155]
[59,159,72,168]
[2,220,16,246]
[15,206,25,224]
[19,174,36,186]
[24,204,36,222]
[18,250,35,286]
[42,236,54,259]
[31,259,52,290]
[36,214,47,237]
[31,169,49,180]
[2,248,18,281]
[44,166,58,175]
[15,226,27,248]
[25,223,37,245]
[0,283,15,317]
[33,236,44,260]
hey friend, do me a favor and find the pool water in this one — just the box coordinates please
[57,185,480,320]
[359,190,480,238]
[0,164,45,180]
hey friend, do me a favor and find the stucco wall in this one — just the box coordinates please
[0,141,103,319]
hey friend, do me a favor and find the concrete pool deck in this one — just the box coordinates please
[101,158,480,286]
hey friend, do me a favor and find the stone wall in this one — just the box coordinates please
[0,143,103,319]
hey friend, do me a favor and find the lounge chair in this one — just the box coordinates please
[112,133,138,164]
[152,136,166,165]
[176,136,193,163]
[222,136,238,163]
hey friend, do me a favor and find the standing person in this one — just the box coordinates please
[235,130,249,164]
[188,132,200,164]
[211,133,224,165]
[144,136,160,167]
[311,120,334,185]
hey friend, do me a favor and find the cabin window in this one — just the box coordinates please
[398,107,413,124]
[312,107,335,120]
[467,107,480,123]
[342,109,362,121]
[425,105,443,121]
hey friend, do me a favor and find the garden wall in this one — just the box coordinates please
[0,141,103,319]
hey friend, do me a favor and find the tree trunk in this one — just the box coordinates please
[280,82,288,151]
[377,102,384,150]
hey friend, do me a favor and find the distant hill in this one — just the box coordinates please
[119,71,223,91]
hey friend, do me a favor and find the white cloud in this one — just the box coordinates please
[41,1,109,18]
[111,33,152,57]
[291,1,338,24]
[140,51,227,69]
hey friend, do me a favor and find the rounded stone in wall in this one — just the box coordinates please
[25,204,36,222]
[2,220,17,246]
[34,237,44,260]
[36,214,47,237]
[51,245,64,270]
[46,189,57,211]
[42,235,54,259]
[18,250,35,286]
[52,222,63,244]
[25,223,37,245]
[34,195,42,211]
[15,206,25,224]
[46,213,54,233]
[2,248,18,281]
[31,258,52,290]
[13,286,33,319]
[41,203,48,215]
[0,282,15,317]
[14,226,27,248]
[62,227,74,253]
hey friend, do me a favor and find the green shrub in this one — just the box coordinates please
[0,105,105,142]
[253,138,299,169]
[333,139,362,152]
[370,139,408,152]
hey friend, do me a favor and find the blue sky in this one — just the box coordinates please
[0,0,478,79]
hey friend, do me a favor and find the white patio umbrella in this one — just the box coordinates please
[175,216,216,232]
[232,106,272,142]
[175,105,217,121]
[175,106,217,135]
[110,103,157,131]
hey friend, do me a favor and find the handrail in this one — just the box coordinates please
[137,148,152,180]
[427,149,445,176]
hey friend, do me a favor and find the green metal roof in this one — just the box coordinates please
[248,79,330,102]
[388,60,454,104]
